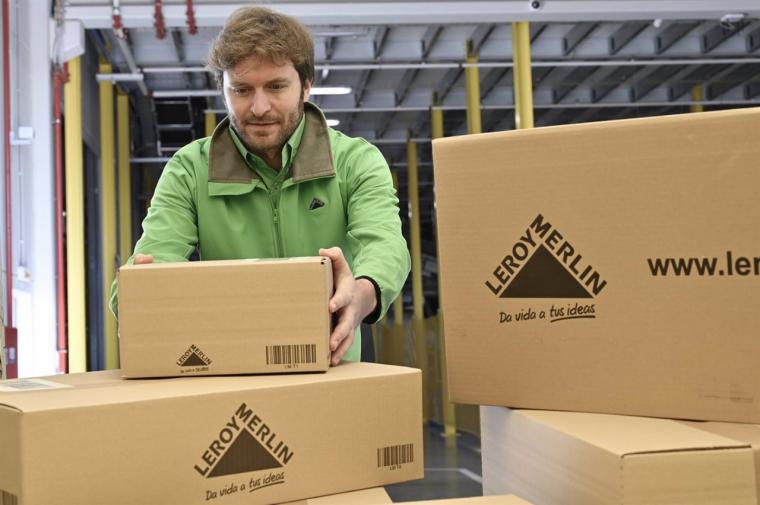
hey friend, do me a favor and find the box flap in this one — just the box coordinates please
[519,410,750,457]
[0,362,420,413]
[279,487,391,504]
[401,495,532,504]
[120,256,327,272]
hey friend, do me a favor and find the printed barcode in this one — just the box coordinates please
[1,490,19,505]
[265,344,317,365]
[377,443,414,468]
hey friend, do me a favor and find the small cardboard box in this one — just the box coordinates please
[433,108,760,422]
[0,362,423,505]
[280,487,391,504]
[118,257,333,378]
[481,406,757,505]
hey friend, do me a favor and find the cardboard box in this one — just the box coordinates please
[401,496,532,504]
[0,362,423,505]
[118,257,333,378]
[280,487,391,504]
[480,406,757,505]
[433,108,760,422]
[683,421,760,503]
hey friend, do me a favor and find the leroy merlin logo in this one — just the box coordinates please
[177,344,212,367]
[195,403,294,478]
[485,214,607,298]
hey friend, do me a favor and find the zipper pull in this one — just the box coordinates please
[273,208,279,224]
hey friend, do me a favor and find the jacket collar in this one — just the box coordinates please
[208,102,335,188]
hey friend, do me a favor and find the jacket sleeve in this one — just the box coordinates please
[108,147,200,318]
[343,140,411,323]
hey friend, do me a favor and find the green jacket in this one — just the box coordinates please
[110,102,410,362]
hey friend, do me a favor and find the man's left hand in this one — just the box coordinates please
[319,247,377,366]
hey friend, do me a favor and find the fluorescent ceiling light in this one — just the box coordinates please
[310,86,352,95]
[151,87,353,99]
[326,119,340,127]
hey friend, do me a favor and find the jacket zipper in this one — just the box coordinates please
[270,187,284,257]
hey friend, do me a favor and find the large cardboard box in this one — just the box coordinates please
[480,406,757,505]
[280,487,391,504]
[0,362,423,505]
[433,108,760,422]
[118,257,333,377]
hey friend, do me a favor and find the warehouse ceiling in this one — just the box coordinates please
[65,0,760,310]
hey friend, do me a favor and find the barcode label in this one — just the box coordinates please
[1,490,19,505]
[265,344,317,366]
[377,443,414,469]
[0,378,71,392]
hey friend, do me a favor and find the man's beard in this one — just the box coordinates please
[230,98,305,158]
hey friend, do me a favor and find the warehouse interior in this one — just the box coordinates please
[2,1,760,503]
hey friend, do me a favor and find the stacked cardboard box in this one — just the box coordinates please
[118,257,334,378]
[0,364,423,505]
[0,257,426,505]
[432,108,760,503]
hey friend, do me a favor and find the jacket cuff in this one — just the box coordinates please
[356,275,382,324]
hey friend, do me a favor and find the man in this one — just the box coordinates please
[110,6,410,365]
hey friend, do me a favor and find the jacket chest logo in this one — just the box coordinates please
[309,198,325,210]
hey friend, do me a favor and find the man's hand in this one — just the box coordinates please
[133,254,154,265]
[319,247,377,366]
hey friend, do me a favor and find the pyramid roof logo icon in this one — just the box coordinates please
[485,213,607,299]
[208,429,283,478]
[177,345,212,367]
[501,244,593,298]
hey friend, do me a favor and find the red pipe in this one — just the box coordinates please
[186,0,197,35]
[154,0,166,39]
[3,0,12,328]
[53,64,69,374]
[2,0,17,379]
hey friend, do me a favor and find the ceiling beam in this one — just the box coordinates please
[609,22,648,55]
[702,20,749,53]
[655,21,700,54]
[553,66,599,103]
[630,65,686,101]
[65,2,760,28]
[669,64,731,99]
[563,23,598,56]
[706,64,760,99]
[591,65,645,102]
[373,26,390,59]
[745,81,760,99]
[748,24,760,52]
[434,67,463,103]
[395,68,419,105]
[421,26,443,58]
[480,67,510,101]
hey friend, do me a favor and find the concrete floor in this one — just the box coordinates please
[385,424,483,502]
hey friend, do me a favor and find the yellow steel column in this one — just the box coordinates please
[512,22,535,129]
[465,42,482,134]
[64,56,86,373]
[407,138,428,422]
[117,90,132,265]
[99,63,118,369]
[205,111,216,137]
[391,171,404,329]
[431,94,457,439]
[690,84,704,113]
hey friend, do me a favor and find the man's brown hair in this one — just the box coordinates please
[207,6,315,89]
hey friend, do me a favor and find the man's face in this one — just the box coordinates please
[222,55,311,158]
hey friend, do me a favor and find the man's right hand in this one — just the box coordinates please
[133,253,154,265]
